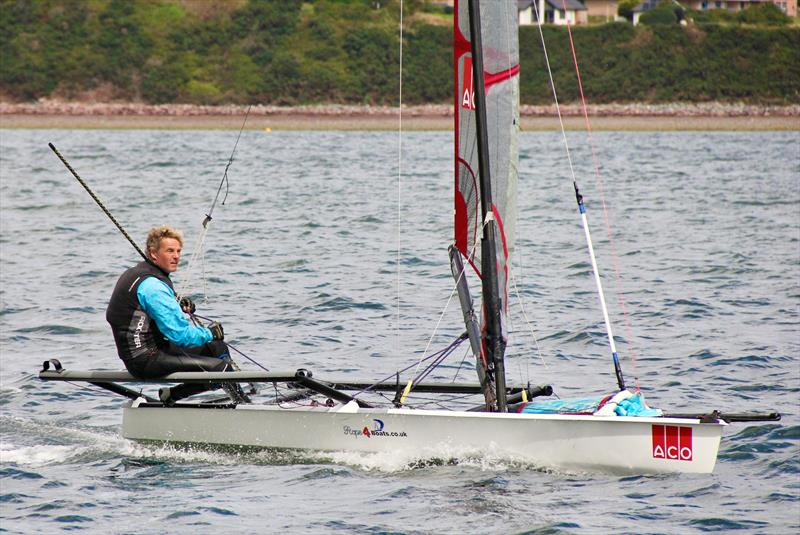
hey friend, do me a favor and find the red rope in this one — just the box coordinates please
[560,12,641,392]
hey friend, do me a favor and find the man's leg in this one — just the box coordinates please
[125,347,234,403]
[177,341,252,403]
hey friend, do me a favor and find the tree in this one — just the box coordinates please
[738,3,791,26]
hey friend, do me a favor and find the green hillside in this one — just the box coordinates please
[1,0,798,105]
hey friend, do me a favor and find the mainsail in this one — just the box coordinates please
[453,0,520,409]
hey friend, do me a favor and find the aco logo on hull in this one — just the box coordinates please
[652,424,693,461]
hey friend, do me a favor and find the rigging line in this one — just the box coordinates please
[413,340,462,385]
[226,342,270,373]
[350,335,466,398]
[560,12,640,391]
[178,105,252,300]
[412,337,463,385]
[531,3,625,391]
[451,344,472,383]
[508,269,549,372]
[189,312,270,372]
[400,222,486,402]
[530,4,578,184]
[48,143,148,262]
[208,104,251,223]
[396,0,404,364]
[410,333,465,388]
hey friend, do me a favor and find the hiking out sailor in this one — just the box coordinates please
[105,225,246,404]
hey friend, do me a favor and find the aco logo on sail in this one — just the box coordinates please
[461,57,475,110]
[652,424,693,461]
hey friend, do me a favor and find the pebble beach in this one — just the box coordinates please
[2,100,798,130]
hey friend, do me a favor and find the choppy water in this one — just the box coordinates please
[0,127,798,534]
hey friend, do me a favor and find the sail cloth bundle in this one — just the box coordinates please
[518,390,662,417]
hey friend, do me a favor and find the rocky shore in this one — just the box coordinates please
[1,100,797,130]
[2,100,798,117]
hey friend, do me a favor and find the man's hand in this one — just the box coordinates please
[179,297,196,314]
[209,322,224,341]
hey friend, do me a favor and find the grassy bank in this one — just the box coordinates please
[2,1,798,106]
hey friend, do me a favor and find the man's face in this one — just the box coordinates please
[149,237,182,273]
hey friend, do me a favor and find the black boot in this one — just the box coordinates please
[160,382,215,404]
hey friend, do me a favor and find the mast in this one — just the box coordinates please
[467,0,507,412]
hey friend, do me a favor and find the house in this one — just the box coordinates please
[518,0,590,25]
[584,0,621,20]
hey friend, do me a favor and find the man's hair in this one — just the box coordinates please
[146,225,183,253]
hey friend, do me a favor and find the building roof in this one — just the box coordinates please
[546,0,589,10]
[520,0,589,10]
[632,0,658,12]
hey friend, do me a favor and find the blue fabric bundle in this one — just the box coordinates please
[519,391,662,417]
[613,393,662,417]
[520,396,605,415]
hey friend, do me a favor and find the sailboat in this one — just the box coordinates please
[39,0,778,475]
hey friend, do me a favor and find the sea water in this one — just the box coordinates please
[0,128,798,534]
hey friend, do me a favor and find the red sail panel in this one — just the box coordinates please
[454,0,520,318]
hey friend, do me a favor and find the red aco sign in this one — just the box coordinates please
[652,424,693,461]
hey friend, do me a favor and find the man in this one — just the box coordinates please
[106,225,244,404]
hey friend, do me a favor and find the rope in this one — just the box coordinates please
[531,3,633,391]
[350,335,467,398]
[189,312,270,373]
[178,105,251,300]
[49,143,148,262]
[509,270,548,372]
[396,0,404,364]
[560,9,640,391]
[398,218,487,403]
[530,5,578,185]
[401,270,462,401]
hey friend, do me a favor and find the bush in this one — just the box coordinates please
[184,80,222,104]
[141,57,190,103]
[686,9,739,24]
[403,24,451,104]
[639,5,679,25]
[738,3,791,26]
[618,0,640,21]
[343,27,399,104]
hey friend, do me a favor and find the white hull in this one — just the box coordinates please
[123,401,725,474]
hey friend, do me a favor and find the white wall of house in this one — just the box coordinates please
[555,8,577,23]
[519,6,537,24]
[519,1,585,25]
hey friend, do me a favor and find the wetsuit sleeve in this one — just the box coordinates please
[136,277,213,347]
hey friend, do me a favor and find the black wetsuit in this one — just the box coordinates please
[106,260,231,399]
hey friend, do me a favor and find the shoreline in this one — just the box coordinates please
[1,101,798,131]
[3,114,797,131]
